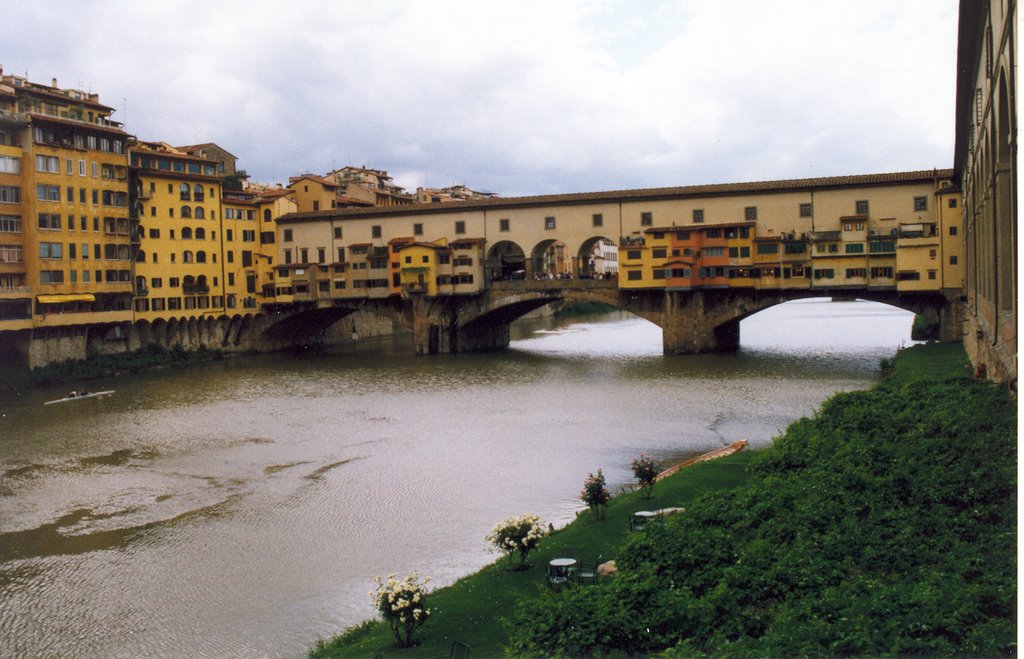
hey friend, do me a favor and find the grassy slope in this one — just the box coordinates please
[312,341,1004,657]
[311,454,756,657]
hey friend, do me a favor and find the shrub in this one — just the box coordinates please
[580,469,611,519]
[371,572,431,648]
[630,454,661,498]
[486,514,547,570]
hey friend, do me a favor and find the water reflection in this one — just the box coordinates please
[0,299,914,657]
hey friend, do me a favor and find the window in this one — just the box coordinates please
[39,270,64,284]
[242,230,255,242]
[35,155,59,172]
[592,213,603,227]
[845,243,865,254]
[692,209,704,223]
[0,186,20,204]
[799,203,812,217]
[181,206,192,219]
[455,220,465,234]
[318,248,326,263]
[0,156,19,174]
[744,206,757,221]
[626,250,642,260]
[79,160,86,176]
[869,240,895,253]
[870,266,893,278]
[37,184,60,201]
[929,249,937,259]
[914,196,927,211]
[334,226,343,239]
[283,229,293,242]
[300,248,309,263]
[927,270,937,280]
[948,198,958,208]
[813,269,835,280]
[544,216,556,230]
[757,243,779,254]
[39,242,63,259]
[499,218,510,232]
[704,246,725,257]
[627,270,642,281]
[37,213,61,230]
[950,255,958,265]
[0,215,22,232]
[413,223,423,236]
[855,200,869,214]
[194,207,205,219]
[372,225,382,238]
[676,231,690,240]
[640,212,652,226]
[845,268,867,278]
[652,248,667,258]
[180,183,191,201]
[949,226,958,236]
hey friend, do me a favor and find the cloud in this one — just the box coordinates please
[5,0,958,195]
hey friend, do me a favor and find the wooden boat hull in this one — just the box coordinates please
[44,390,115,405]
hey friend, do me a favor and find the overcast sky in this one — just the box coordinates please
[7,0,959,196]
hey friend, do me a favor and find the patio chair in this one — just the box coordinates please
[433,640,470,658]
[576,554,602,585]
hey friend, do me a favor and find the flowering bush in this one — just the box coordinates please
[631,454,662,498]
[371,572,431,648]
[581,469,611,519]
[486,513,547,570]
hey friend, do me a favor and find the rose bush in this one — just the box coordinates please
[486,513,547,570]
[580,469,611,519]
[371,571,431,648]
[630,454,662,498]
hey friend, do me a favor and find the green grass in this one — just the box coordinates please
[312,340,984,657]
[310,453,757,658]
[881,341,971,386]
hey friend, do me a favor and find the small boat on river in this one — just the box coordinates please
[43,390,115,405]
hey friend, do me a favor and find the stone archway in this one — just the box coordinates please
[485,240,526,283]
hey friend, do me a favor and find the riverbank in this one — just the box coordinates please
[309,341,1015,657]
[1,342,233,391]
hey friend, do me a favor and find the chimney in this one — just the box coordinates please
[52,77,58,88]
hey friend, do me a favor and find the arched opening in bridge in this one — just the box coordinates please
[486,240,526,282]
[531,239,571,279]
[738,298,916,355]
[576,236,618,279]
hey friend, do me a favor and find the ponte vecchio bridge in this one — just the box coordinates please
[267,170,964,355]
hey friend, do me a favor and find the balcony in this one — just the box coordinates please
[0,108,30,126]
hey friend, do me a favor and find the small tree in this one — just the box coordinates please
[371,572,431,648]
[486,514,547,570]
[631,454,662,498]
[581,469,611,519]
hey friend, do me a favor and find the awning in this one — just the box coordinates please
[37,294,95,304]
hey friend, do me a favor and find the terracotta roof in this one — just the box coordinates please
[177,142,238,159]
[288,174,338,189]
[277,169,953,223]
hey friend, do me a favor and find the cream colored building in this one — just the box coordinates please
[954,0,1016,383]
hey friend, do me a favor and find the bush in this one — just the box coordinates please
[371,572,431,648]
[630,454,661,498]
[486,514,547,570]
[508,379,1017,656]
[580,469,611,519]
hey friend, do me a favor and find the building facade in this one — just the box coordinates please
[0,69,134,366]
[954,0,1016,383]
[275,170,962,305]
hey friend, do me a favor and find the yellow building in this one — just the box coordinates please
[0,70,133,365]
[129,141,225,322]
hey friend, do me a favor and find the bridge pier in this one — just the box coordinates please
[661,290,741,353]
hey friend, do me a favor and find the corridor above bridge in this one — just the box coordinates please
[272,169,963,305]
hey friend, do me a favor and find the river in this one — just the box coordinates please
[0,298,914,657]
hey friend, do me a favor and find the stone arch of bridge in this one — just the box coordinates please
[260,302,411,344]
[485,240,527,282]
[456,284,660,332]
[576,235,619,279]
